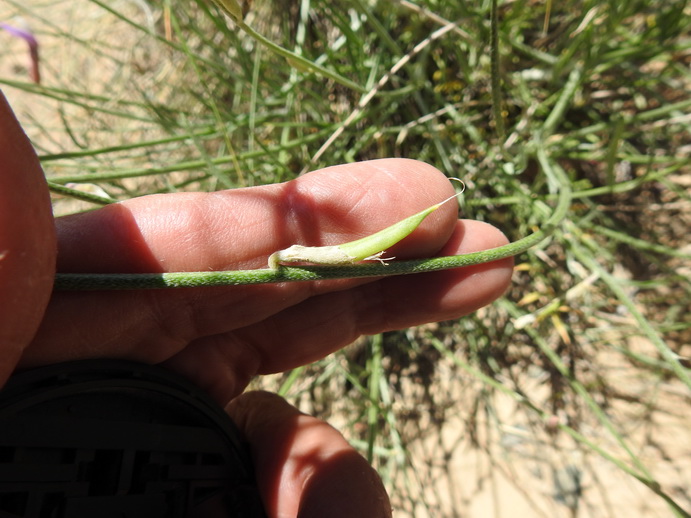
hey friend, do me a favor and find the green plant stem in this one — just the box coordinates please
[51,242,533,290]
[53,142,573,290]
[541,65,583,139]
[366,333,384,464]
[46,181,114,206]
[230,14,366,93]
[47,129,330,184]
[490,0,505,141]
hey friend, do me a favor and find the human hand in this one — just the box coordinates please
[0,91,512,517]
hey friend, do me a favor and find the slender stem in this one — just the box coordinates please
[54,142,573,291]
[53,206,556,289]
[490,0,505,141]
[235,20,366,93]
[541,65,583,139]
[47,181,113,206]
[47,130,329,184]
[366,333,383,464]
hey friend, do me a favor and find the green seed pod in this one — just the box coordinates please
[268,187,462,269]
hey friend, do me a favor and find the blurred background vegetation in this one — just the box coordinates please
[1,0,689,516]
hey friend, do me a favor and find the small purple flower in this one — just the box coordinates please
[1,20,40,84]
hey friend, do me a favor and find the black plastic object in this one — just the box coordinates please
[0,360,267,518]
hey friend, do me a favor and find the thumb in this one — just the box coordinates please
[227,391,391,518]
[0,91,56,385]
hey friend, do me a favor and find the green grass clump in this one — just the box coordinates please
[2,0,689,515]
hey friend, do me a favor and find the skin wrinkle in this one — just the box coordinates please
[281,181,321,248]
[187,333,262,401]
[223,334,265,394]
[247,319,312,375]
[171,289,211,341]
[371,159,447,214]
[355,281,391,334]
[239,321,279,376]
[155,194,224,269]
[289,161,454,248]
[165,302,281,399]
[32,291,192,365]
[296,303,358,362]
[205,191,270,269]
[294,309,359,370]
[139,290,200,361]
[174,203,212,265]
[56,203,161,274]
[226,292,363,376]
[150,290,275,365]
[87,293,180,363]
[336,176,377,223]
[287,451,322,517]
[190,287,275,333]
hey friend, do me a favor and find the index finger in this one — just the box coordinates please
[54,159,458,274]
